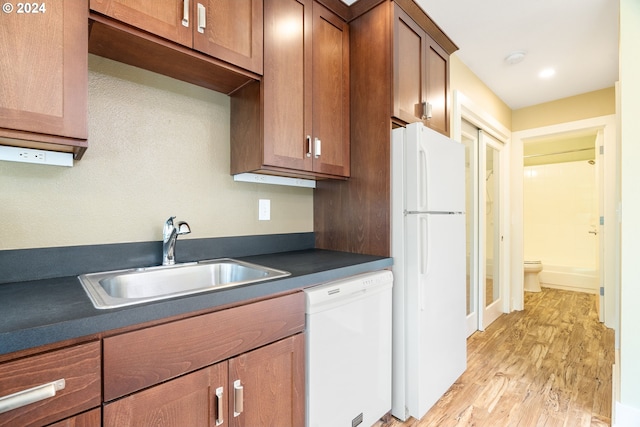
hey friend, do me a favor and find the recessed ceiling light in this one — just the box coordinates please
[505,51,526,65]
[539,68,556,79]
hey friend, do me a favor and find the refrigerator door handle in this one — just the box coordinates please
[419,216,429,311]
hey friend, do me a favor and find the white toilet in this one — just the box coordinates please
[524,260,543,292]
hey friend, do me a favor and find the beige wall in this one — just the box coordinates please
[449,54,512,130]
[0,56,313,250]
[512,87,615,131]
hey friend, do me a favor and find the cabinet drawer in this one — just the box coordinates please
[0,341,101,427]
[104,292,305,400]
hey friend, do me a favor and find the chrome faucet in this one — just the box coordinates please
[162,216,191,266]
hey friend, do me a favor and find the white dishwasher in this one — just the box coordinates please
[304,270,393,427]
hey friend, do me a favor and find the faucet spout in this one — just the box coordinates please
[162,216,191,266]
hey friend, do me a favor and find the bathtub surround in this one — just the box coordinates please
[523,160,598,294]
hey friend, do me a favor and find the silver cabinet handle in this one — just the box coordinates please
[197,3,206,34]
[182,0,189,27]
[314,137,321,158]
[215,386,224,426]
[421,101,432,120]
[0,379,65,414]
[233,379,243,417]
[306,135,312,158]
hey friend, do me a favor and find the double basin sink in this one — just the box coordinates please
[78,259,290,309]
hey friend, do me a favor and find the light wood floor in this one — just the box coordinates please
[376,287,615,427]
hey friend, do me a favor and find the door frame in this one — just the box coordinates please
[452,91,511,323]
[511,115,618,333]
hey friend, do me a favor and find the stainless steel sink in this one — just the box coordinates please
[78,258,290,309]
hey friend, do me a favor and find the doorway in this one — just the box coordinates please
[522,132,600,296]
[511,115,617,334]
[462,119,506,335]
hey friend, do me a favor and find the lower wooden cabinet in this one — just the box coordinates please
[104,334,305,427]
[48,408,101,427]
[228,334,305,427]
[104,362,228,427]
[0,342,101,427]
[102,292,306,427]
[1,293,305,427]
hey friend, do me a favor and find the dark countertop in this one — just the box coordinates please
[0,249,392,356]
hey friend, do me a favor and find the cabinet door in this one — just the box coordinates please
[311,2,350,177]
[392,3,427,125]
[228,334,305,427]
[0,0,87,142]
[48,408,101,427]
[193,0,263,74]
[262,0,313,172]
[425,36,450,135]
[90,0,192,47]
[104,362,229,427]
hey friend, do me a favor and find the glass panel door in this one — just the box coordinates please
[462,122,504,334]
[462,120,478,337]
[481,131,503,328]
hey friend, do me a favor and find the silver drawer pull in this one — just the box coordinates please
[0,379,65,414]
[197,3,206,34]
[233,379,243,417]
[182,0,189,27]
[422,101,433,120]
[215,386,224,426]
[314,137,321,158]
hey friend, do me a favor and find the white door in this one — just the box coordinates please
[480,130,504,329]
[462,121,506,334]
[461,121,479,337]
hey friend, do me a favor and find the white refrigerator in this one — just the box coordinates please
[391,122,467,421]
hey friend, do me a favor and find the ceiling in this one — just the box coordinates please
[342,0,619,110]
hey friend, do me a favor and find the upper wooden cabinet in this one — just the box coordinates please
[314,0,457,257]
[0,0,88,158]
[393,2,451,135]
[231,0,349,180]
[90,0,263,75]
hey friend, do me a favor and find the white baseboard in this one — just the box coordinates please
[540,283,597,294]
[614,401,640,426]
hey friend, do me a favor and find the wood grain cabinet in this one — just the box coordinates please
[314,0,457,257]
[0,341,101,427]
[102,292,305,427]
[393,3,450,135]
[104,335,304,427]
[0,0,88,159]
[89,0,263,75]
[231,0,350,179]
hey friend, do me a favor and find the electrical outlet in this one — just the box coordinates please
[19,149,46,163]
[0,146,73,166]
[259,199,271,221]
